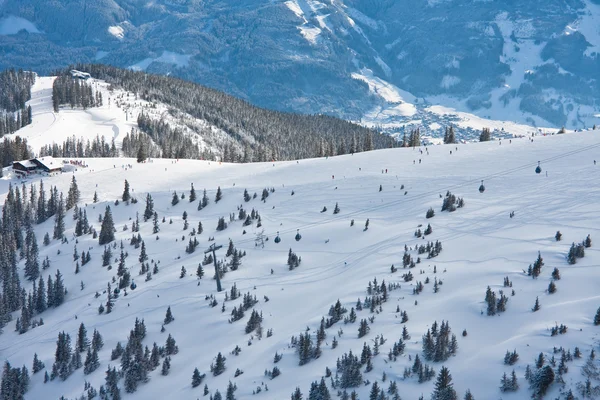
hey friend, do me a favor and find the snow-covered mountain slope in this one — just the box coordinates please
[1,128,600,399]
[7,74,271,160]
[2,0,600,133]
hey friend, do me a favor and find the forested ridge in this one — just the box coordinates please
[67,64,396,162]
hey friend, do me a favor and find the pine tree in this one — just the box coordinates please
[144,194,154,221]
[431,366,457,400]
[53,194,65,240]
[25,232,40,281]
[226,380,237,400]
[122,180,131,202]
[532,296,540,312]
[479,128,491,142]
[137,145,147,163]
[291,387,303,400]
[92,329,104,352]
[594,307,600,325]
[53,270,65,307]
[77,322,89,353]
[201,189,209,208]
[32,353,45,374]
[189,184,197,202]
[211,352,226,376]
[333,203,340,214]
[161,356,171,376]
[215,187,223,203]
[171,191,179,206]
[464,389,474,400]
[192,368,204,388]
[164,306,174,324]
[66,176,80,210]
[152,212,160,234]
[99,206,115,245]
[83,348,100,375]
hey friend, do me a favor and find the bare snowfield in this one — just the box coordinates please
[1,120,600,399]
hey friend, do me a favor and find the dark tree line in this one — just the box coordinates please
[38,134,118,158]
[122,128,161,159]
[52,75,101,112]
[65,64,396,162]
[0,69,35,137]
[0,137,32,170]
[0,179,74,333]
[137,113,202,159]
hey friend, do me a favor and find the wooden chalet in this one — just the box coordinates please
[13,157,62,176]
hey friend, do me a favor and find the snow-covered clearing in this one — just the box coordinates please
[129,51,192,71]
[5,77,137,154]
[108,26,125,40]
[2,105,600,399]
[5,75,223,156]
[0,15,41,35]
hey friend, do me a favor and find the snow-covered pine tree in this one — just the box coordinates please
[99,206,115,245]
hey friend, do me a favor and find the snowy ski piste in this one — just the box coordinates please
[1,77,600,400]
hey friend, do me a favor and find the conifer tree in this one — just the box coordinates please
[25,232,40,281]
[122,180,131,202]
[161,356,171,376]
[139,241,148,263]
[215,187,223,203]
[137,145,147,163]
[532,296,540,312]
[594,307,600,325]
[32,353,45,374]
[201,189,209,208]
[211,352,226,376]
[66,176,80,210]
[431,366,457,400]
[53,194,66,240]
[192,368,204,388]
[77,323,89,353]
[144,194,154,221]
[164,306,174,324]
[189,184,197,202]
[171,191,179,206]
[99,206,115,245]
[83,348,100,375]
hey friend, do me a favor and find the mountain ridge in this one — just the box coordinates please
[1,0,600,131]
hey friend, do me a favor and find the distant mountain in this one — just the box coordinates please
[1,0,600,131]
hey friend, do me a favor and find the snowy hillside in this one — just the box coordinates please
[2,0,600,132]
[9,75,225,157]
[1,125,600,399]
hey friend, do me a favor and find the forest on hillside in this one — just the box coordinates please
[67,64,396,162]
[0,69,35,137]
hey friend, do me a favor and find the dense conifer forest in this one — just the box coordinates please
[0,69,35,137]
[51,76,101,112]
[65,64,396,162]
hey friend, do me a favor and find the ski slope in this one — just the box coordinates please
[10,76,135,153]
[1,126,600,399]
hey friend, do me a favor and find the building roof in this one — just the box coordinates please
[13,160,37,168]
[35,156,61,170]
